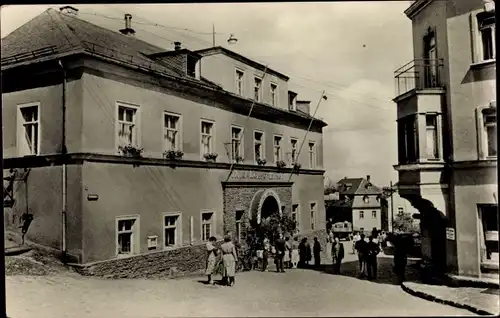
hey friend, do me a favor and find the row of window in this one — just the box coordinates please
[235,68,279,107]
[116,202,317,255]
[357,210,378,219]
[16,102,319,168]
[398,108,497,164]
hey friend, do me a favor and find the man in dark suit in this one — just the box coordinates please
[367,236,381,280]
[332,236,345,274]
[274,233,286,273]
[355,233,369,277]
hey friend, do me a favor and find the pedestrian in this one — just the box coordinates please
[262,235,270,272]
[221,234,238,286]
[305,238,312,266]
[366,236,381,280]
[274,233,286,273]
[298,237,308,268]
[313,237,322,268]
[326,229,334,259]
[352,231,360,254]
[205,236,218,285]
[331,236,345,274]
[291,236,300,268]
[284,236,292,268]
[355,233,369,277]
[393,234,409,284]
[326,218,333,232]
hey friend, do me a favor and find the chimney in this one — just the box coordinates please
[174,42,182,51]
[59,6,79,15]
[119,14,136,36]
[366,175,370,182]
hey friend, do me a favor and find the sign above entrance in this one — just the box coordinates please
[229,170,285,182]
[446,227,455,240]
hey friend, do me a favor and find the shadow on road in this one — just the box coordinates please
[307,256,421,286]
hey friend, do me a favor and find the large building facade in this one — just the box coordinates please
[393,0,497,278]
[2,8,327,265]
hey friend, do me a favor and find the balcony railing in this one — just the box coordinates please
[394,58,444,98]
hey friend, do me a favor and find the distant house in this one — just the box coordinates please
[325,175,388,234]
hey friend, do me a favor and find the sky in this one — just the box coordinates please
[1,2,415,188]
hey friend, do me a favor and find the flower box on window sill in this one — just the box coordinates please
[204,152,218,162]
[234,155,244,164]
[292,162,301,170]
[118,145,144,158]
[256,158,267,166]
[276,160,287,168]
[163,149,184,160]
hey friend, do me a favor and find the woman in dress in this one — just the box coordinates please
[326,229,334,259]
[205,236,218,284]
[221,235,238,286]
[291,236,300,268]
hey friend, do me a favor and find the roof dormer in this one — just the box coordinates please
[146,41,201,79]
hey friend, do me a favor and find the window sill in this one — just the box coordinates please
[470,59,496,69]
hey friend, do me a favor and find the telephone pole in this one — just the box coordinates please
[389,180,394,232]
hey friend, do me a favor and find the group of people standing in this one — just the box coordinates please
[351,230,381,280]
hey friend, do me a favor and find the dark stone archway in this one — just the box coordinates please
[260,195,280,223]
[403,193,448,273]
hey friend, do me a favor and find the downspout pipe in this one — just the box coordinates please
[58,59,68,261]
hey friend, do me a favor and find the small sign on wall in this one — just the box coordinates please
[446,227,455,240]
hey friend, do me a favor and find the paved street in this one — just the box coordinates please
[6,248,475,317]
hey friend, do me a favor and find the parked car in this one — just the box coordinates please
[332,221,352,240]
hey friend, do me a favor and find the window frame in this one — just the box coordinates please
[372,210,377,219]
[425,113,440,160]
[290,137,299,163]
[476,104,497,160]
[309,201,317,231]
[273,134,283,163]
[235,68,245,96]
[17,102,41,156]
[359,211,365,219]
[200,119,216,159]
[308,141,317,169]
[253,130,265,164]
[115,215,140,257]
[478,12,496,62]
[230,125,244,163]
[163,111,183,152]
[254,76,263,102]
[235,210,245,243]
[115,102,141,151]
[477,203,499,271]
[201,210,216,242]
[292,203,300,231]
[163,212,182,249]
[398,114,419,164]
[270,82,278,107]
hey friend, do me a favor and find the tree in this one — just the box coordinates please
[256,212,297,243]
[393,212,419,233]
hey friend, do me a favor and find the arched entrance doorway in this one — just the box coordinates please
[247,189,283,240]
[260,195,280,224]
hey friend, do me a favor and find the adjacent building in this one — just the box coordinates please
[393,0,498,278]
[2,8,327,266]
[325,176,388,234]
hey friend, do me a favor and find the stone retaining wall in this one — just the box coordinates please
[73,241,219,279]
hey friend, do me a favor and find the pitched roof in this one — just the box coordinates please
[336,177,382,195]
[195,46,290,81]
[1,8,182,78]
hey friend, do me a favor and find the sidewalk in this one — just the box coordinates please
[402,281,500,316]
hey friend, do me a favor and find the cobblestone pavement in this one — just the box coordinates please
[402,281,500,315]
[7,249,475,318]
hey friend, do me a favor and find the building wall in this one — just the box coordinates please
[351,194,382,233]
[4,165,83,259]
[453,167,497,276]
[446,2,496,162]
[81,162,325,263]
[81,71,323,168]
[1,77,83,158]
[199,53,289,111]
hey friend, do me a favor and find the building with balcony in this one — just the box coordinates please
[393,0,497,278]
[1,8,327,268]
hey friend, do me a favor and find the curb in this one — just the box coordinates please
[446,274,500,290]
[401,282,494,316]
